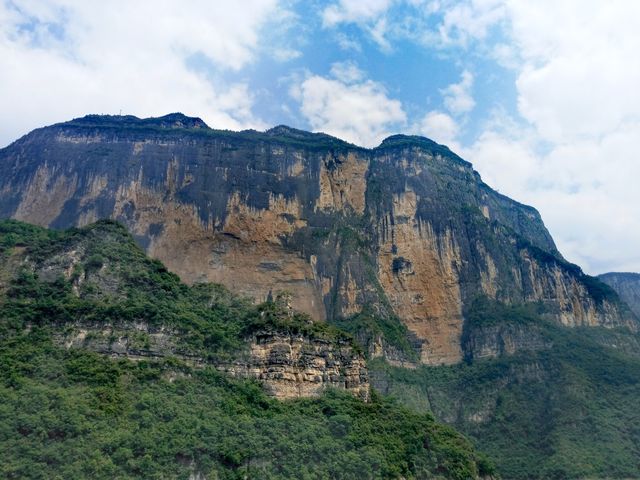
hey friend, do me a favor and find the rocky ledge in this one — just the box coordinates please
[220,331,369,401]
[53,321,369,400]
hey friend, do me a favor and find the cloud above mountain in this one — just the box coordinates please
[1,0,639,274]
[0,0,283,144]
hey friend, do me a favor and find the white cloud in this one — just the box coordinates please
[367,17,392,51]
[490,42,518,69]
[416,110,459,148]
[293,68,406,147]
[335,32,363,52]
[438,0,506,46]
[477,1,640,274]
[322,0,395,50]
[507,1,640,143]
[464,113,640,274]
[412,69,473,150]
[533,124,640,273]
[272,48,302,62]
[441,69,475,115]
[320,0,507,54]
[329,61,365,83]
[0,0,282,147]
[322,0,393,27]
[460,117,539,198]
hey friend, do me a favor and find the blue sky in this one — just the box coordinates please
[1,0,639,275]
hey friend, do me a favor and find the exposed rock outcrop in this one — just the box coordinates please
[54,322,369,400]
[462,323,552,361]
[221,331,369,400]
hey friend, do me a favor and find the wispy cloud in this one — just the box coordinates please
[441,70,475,115]
[292,63,406,147]
[322,0,393,27]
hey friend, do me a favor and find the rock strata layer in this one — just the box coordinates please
[54,322,369,400]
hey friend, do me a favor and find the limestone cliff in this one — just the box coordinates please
[221,331,369,400]
[0,114,636,365]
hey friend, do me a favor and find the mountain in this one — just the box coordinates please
[1,114,639,478]
[0,113,635,367]
[0,219,492,479]
[599,272,640,317]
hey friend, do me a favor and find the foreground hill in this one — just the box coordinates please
[0,219,492,479]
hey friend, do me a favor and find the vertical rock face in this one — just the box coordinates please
[374,188,464,364]
[0,114,636,365]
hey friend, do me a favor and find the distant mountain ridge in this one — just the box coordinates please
[599,272,640,317]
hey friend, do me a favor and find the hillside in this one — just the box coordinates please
[371,304,640,478]
[0,219,493,479]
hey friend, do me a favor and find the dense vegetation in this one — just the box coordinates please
[462,296,543,329]
[0,332,494,479]
[0,219,354,361]
[0,219,492,479]
[372,299,640,479]
[333,307,419,362]
[5,218,637,478]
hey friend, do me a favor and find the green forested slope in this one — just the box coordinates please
[0,220,492,479]
[371,300,640,479]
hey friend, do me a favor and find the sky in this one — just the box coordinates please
[1,0,639,275]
